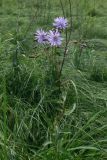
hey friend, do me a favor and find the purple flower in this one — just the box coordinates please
[53,17,68,29]
[35,29,48,44]
[48,30,63,46]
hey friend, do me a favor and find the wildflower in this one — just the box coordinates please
[53,17,68,30]
[35,29,48,44]
[48,30,63,46]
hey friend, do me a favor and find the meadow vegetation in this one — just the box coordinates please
[0,0,107,159]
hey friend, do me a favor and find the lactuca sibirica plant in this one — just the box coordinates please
[35,17,68,46]
[34,17,68,107]
[53,17,68,30]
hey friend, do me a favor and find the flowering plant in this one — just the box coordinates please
[35,17,68,46]
[34,17,69,101]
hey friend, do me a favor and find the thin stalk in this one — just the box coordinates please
[60,0,65,17]
[59,0,72,79]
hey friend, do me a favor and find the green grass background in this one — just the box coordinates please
[0,0,107,159]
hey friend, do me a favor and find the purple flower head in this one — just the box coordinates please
[53,17,68,30]
[48,30,63,47]
[35,29,48,44]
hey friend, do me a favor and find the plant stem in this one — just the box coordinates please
[59,0,72,79]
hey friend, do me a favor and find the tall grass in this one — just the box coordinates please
[0,0,107,159]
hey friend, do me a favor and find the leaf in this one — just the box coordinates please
[43,141,52,147]
[64,103,76,116]
[67,146,100,151]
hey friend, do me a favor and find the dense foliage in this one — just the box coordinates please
[0,0,107,159]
